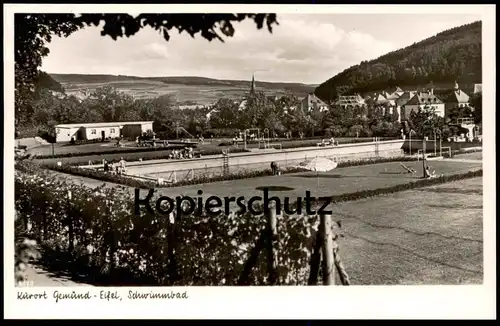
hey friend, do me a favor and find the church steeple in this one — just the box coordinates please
[250,73,256,94]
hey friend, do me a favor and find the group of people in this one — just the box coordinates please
[400,162,437,178]
[103,157,127,175]
[270,161,281,176]
[168,147,194,160]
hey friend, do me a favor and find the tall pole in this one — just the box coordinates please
[409,131,412,156]
[422,137,427,177]
[434,130,437,156]
[244,129,247,150]
[439,136,442,157]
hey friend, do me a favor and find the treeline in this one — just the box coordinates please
[17,84,481,142]
[15,85,402,141]
[315,21,482,102]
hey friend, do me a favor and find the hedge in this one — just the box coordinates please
[15,168,319,285]
[31,147,250,165]
[32,144,193,160]
[38,156,419,189]
[14,165,482,286]
[62,139,112,147]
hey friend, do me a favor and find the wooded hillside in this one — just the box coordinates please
[315,21,482,102]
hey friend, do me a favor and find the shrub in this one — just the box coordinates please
[32,147,250,166]
[62,139,112,147]
[15,168,319,285]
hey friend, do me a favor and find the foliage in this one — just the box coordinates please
[15,167,318,285]
[15,211,41,282]
[469,92,482,125]
[408,106,446,138]
[32,144,250,160]
[315,21,481,101]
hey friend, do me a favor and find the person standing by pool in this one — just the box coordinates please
[119,157,127,174]
[270,161,280,175]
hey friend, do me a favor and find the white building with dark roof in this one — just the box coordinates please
[335,94,365,108]
[443,82,471,115]
[301,93,330,112]
[401,90,445,119]
[54,121,154,143]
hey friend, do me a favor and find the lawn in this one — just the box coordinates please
[153,159,483,203]
[331,177,483,284]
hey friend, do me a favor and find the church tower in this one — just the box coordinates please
[250,73,256,95]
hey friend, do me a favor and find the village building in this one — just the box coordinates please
[388,86,405,97]
[301,93,330,112]
[395,91,417,108]
[442,82,471,116]
[54,121,154,143]
[335,94,365,108]
[400,90,445,119]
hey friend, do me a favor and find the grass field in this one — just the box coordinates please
[62,81,311,104]
[332,177,483,284]
[153,159,482,201]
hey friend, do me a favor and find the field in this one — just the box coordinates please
[53,74,316,105]
[332,177,483,284]
[151,159,482,201]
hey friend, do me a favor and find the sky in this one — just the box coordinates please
[41,13,481,85]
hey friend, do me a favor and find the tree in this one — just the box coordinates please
[469,92,482,124]
[210,98,240,130]
[15,13,279,134]
[409,105,445,138]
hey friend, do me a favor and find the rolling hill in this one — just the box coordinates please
[314,21,482,102]
[49,73,316,104]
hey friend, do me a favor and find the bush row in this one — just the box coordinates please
[15,167,318,286]
[62,139,112,147]
[14,165,482,286]
[32,144,193,159]
[31,147,250,165]
[38,156,419,189]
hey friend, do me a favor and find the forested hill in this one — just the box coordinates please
[34,71,65,93]
[314,21,482,102]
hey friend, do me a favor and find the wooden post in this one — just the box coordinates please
[238,232,266,285]
[266,204,278,285]
[333,242,351,285]
[320,213,334,285]
[307,231,322,285]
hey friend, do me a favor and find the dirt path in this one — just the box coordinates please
[20,264,93,287]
